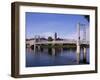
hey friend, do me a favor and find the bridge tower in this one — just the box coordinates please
[76,23,80,64]
[83,25,86,41]
[80,23,87,63]
[83,26,87,63]
[76,23,87,63]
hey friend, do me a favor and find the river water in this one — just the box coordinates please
[26,48,89,67]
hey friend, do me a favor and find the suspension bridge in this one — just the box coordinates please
[26,23,89,64]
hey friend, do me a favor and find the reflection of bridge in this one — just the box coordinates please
[26,23,89,64]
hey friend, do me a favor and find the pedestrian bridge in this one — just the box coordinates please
[26,39,89,47]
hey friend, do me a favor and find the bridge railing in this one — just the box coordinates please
[35,40,89,45]
[26,39,89,45]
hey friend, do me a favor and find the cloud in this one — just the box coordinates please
[64,32,77,40]
[41,32,55,38]
[37,26,89,41]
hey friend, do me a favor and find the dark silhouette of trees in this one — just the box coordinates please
[48,36,53,41]
[84,15,90,22]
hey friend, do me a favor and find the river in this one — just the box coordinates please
[26,48,89,67]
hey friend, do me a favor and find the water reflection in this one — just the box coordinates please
[26,47,89,67]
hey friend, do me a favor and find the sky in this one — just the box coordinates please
[26,12,89,41]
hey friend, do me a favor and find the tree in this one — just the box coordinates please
[84,15,90,22]
[48,36,53,41]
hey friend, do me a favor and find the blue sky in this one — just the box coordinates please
[26,12,89,40]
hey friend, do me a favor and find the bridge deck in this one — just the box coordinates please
[33,40,89,45]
